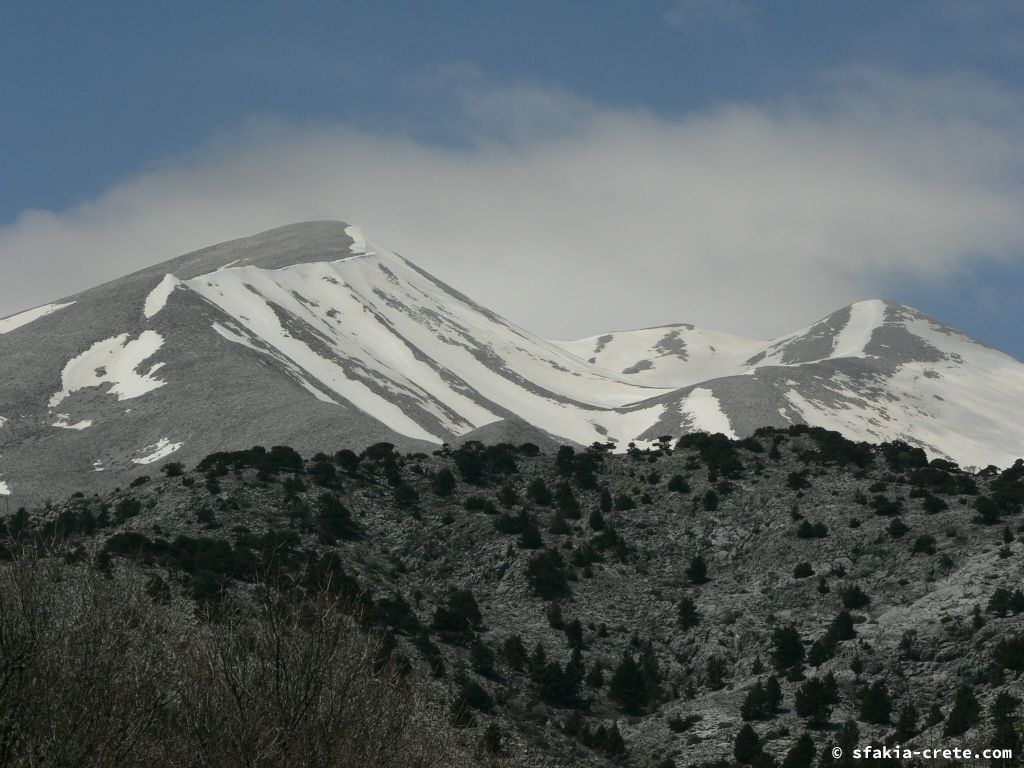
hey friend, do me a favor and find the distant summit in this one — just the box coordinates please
[2,221,1023,501]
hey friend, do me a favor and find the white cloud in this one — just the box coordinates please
[1,72,1023,341]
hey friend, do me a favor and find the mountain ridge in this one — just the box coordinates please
[2,220,1023,502]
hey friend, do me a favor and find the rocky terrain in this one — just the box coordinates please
[3,221,1024,504]
[6,427,1023,766]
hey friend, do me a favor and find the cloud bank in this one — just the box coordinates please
[2,72,1023,340]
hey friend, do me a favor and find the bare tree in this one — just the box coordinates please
[0,546,488,768]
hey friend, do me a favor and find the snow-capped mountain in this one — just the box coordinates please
[1,221,1022,502]
[568,302,1024,469]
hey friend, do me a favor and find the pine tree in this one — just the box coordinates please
[838,720,859,750]
[849,655,864,679]
[839,585,870,610]
[529,641,548,680]
[668,473,690,493]
[705,655,727,691]
[794,561,814,578]
[733,724,762,764]
[557,483,581,519]
[640,641,663,706]
[829,610,856,642]
[548,511,571,535]
[525,548,569,599]
[973,604,986,631]
[482,722,502,754]
[807,638,834,667]
[741,682,768,721]
[431,468,456,496]
[470,640,496,677]
[943,684,981,737]
[501,634,528,671]
[536,659,582,708]
[893,701,918,743]
[556,445,576,475]
[526,478,553,506]
[989,587,1014,617]
[316,492,359,540]
[615,492,636,511]
[989,691,1021,755]
[895,637,922,670]
[820,721,859,768]
[678,595,701,628]
[393,482,419,508]
[887,517,909,538]
[431,589,482,642]
[974,496,1001,525]
[741,675,784,721]
[765,676,783,710]
[795,674,839,725]
[773,624,805,671]
[859,680,891,724]
[609,652,647,714]
[781,733,816,768]
[497,483,518,507]
[565,618,583,649]
[687,555,709,585]
[518,521,543,549]
[604,722,626,757]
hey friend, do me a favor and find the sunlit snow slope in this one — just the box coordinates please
[556,300,1024,469]
[1,221,1022,501]
[178,228,673,446]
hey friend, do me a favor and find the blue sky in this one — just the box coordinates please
[2,0,1023,356]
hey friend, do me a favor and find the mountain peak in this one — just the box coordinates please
[154,220,360,278]
[2,225,1023,502]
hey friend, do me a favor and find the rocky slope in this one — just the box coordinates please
[10,429,1024,766]
[2,221,1023,503]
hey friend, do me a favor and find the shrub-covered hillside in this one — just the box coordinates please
[3,426,1024,767]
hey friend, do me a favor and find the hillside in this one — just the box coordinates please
[6,428,1023,766]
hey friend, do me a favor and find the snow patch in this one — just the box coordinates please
[49,331,167,408]
[211,322,259,351]
[345,225,370,255]
[0,301,76,334]
[132,438,182,465]
[831,300,884,359]
[555,325,764,389]
[186,234,669,446]
[52,415,93,430]
[143,274,182,318]
[92,460,105,472]
[0,481,10,496]
[680,387,737,439]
